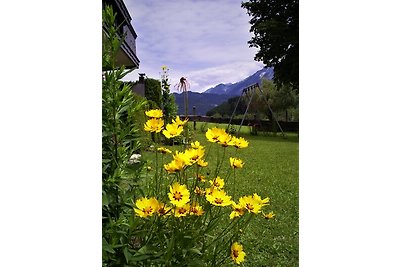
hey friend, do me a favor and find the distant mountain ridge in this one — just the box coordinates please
[172,92,229,116]
[173,67,274,115]
[203,67,273,95]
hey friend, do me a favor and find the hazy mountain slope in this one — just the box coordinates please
[173,67,274,115]
[203,67,273,96]
[172,92,230,115]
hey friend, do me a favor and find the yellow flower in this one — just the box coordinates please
[197,174,206,182]
[164,151,191,173]
[190,202,204,216]
[209,176,225,189]
[205,127,227,143]
[206,189,232,206]
[134,197,159,218]
[157,147,172,154]
[164,160,182,174]
[238,195,263,214]
[231,136,249,149]
[173,151,191,167]
[194,186,206,196]
[184,148,205,164]
[229,202,246,219]
[253,193,270,207]
[230,157,244,169]
[205,187,216,195]
[144,118,164,133]
[197,159,209,167]
[263,211,275,220]
[231,242,246,265]
[145,109,163,118]
[157,202,172,216]
[217,133,235,147]
[191,141,204,150]
[162,123,183,139]
[174,203,190,217]
[161,65,168,71]
[168,182,190,207]
[172,115,188,126]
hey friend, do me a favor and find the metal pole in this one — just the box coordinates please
[227,90,245,130]
[257,85,286,138]
[237,88,255,136]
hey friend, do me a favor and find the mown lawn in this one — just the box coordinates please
[143,122,299,266]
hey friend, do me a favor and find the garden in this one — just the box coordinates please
[103,6,298,267]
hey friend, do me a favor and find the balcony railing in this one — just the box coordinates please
[103,0,140,69]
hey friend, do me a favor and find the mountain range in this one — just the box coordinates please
[173,67,273,115]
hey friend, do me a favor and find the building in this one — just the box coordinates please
[102,0,140,69]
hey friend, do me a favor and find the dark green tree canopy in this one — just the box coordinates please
[242,0,299,90]
[144,78,162,108]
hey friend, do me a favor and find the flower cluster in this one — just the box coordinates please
[135,110,275,265]
[143,109,189,139]
[205,127,249,148]
[163,141,207,173]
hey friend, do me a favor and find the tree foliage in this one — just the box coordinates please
[242,0,299,90]
[144,78,162,108]
[206,96,247,117]
[206,79,298,122]
[260,79,298,112]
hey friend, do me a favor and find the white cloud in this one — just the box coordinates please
[122,0,263,92]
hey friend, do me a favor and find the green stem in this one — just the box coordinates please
[215,146,227,177]
[233,168,236,199]
[203,218,239,251]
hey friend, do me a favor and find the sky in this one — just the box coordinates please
[123,0,264,93]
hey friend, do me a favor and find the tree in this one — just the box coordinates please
[260,79,298,121]
[242,0,299,90]
[144,78,162,108]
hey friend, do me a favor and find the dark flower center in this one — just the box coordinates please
[144,207,153,214]
[178,207,186,214]
[215,198,223,204]
[173,192,183,201]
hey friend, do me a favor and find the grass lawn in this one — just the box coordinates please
[143,122,299,266]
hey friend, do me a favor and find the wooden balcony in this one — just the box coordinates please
[103,0,140,69]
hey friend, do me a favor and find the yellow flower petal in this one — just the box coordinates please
[134,197,159,218]
[206,189,232,206]
[230,157,244,169]
[144,118,164,133]
[231,242,246,264]
[145,109,163,118]
[168,182,190,207]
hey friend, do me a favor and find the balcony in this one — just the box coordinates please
[103,0,140,69]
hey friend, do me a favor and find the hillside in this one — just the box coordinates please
[203,67,273,96]
[173,67,274,115]
[172,92,230,115]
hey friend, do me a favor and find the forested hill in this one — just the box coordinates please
[172,67,273,115]
[172,92,230,116]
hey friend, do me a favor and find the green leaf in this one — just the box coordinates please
[102,194,109,206]
[130,254,153,262]
[188,248,202,256]
[102,238,115,254]
[123,247,131,263]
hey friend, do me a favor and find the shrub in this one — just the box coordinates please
[102,6,148,266]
